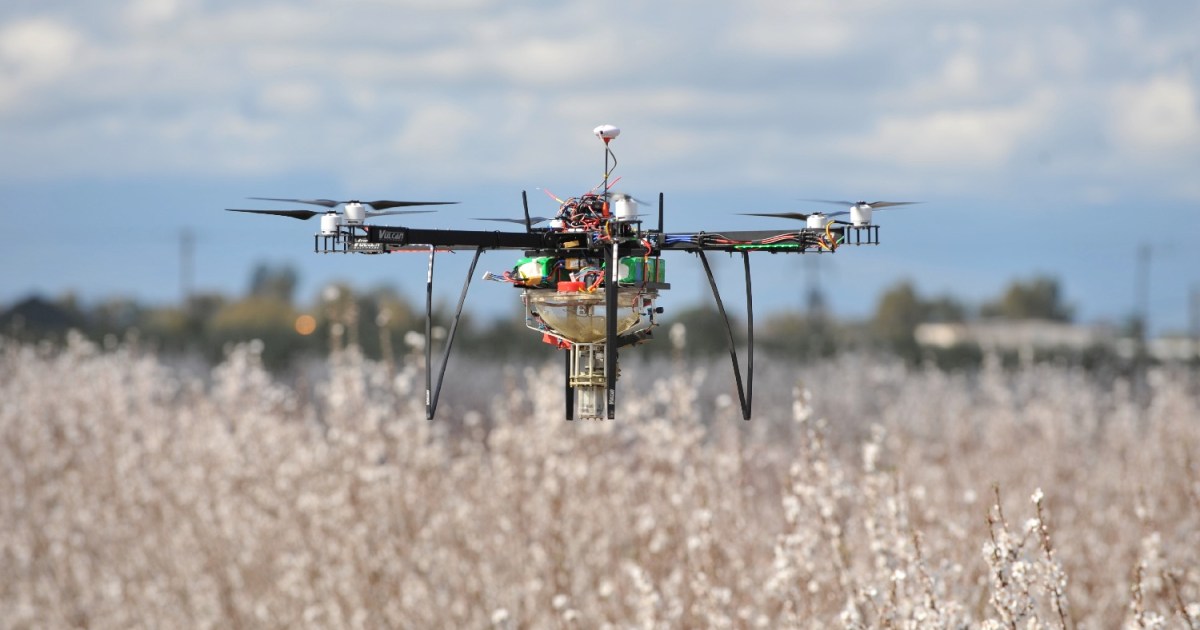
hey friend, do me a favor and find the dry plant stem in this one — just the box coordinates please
[910,529,941,619]
[1032,490,1072,630]
[1131,563,1152,629]
[1165,571,1197,630]
[985,485,1022,630]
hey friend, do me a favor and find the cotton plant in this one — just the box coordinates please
[3,338,1199,628]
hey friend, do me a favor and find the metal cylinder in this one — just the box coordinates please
[320,212,341,235]
[850,205,872,226]
[614,195,638,220]
[343,202,366,224]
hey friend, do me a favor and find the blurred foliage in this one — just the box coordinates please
[0,266,1151,372]
[871,281,968,362]
[643,303,746,358]
[248,263,299,304]
[981,275,1074,322]
[208,296,302,369]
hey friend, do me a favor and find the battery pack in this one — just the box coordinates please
[513,256,559,287]
[617,257,666,284]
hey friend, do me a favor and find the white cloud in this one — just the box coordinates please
[733,22,850,59]
[491,37,607,85]
[257,81,324,115]
[847,92,1056,168]
[1044,25,1089,76]
[123,0,187,30]
[937,52,982,94]
[0,0,1197,200]
[0,17,82,78]
[356,0,497,9]
[0,17,83,109]
[391,103,478,159]
[723,2,853,58]
[1109,71,1200,154]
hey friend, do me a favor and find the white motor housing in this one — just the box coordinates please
[613,194,638,220]
[343,202,366,225]
[320,212,342,235]
[807,214,829,230]
[850,204,872,227]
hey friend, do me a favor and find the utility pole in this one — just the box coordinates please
[1191,284,1199,362]
[1135,243,1151,350]
[806,256,826,320]
[180,228,194,306]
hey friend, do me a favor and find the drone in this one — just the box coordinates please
[227,125,916,421]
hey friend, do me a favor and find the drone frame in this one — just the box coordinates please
[329,192,879,421]
[229,132,886,421]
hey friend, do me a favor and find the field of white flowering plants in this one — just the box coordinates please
[2,332,1198,629]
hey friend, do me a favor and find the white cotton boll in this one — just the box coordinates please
[669,322,686,350]
[862,442,880,472]
[1031,488,1044,503]
[1011,561,1029,581]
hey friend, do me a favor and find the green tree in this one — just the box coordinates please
[641,303,743,357]
[208,296,308,369]
[248,263,299,304]
[981,276,1073,322]
[758,312,841,359]
[871,281,969,361]
[872,281,924,357]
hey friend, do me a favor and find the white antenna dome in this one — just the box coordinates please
[593,124,620,142]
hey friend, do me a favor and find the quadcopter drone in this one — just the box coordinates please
[228,125,915,421]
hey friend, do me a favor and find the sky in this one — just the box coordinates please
[1,0,1198,334]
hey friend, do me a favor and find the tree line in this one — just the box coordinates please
[2,263,1116,371]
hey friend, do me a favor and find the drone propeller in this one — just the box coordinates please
[473,216,553,225]
[804,199,920,210]
[225,208,435,220]
[608,192,652,205]
[801,199,919,226]
[740,211,849,221]
[226,208,323,221]
[249,197,458,210]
